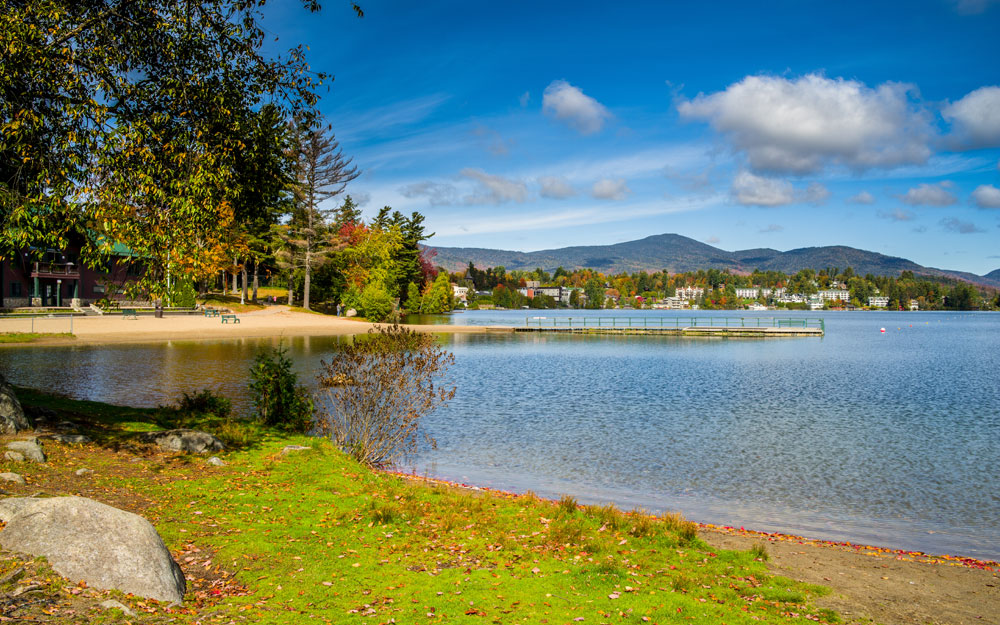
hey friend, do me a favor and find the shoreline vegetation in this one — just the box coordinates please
[2,388,997,624]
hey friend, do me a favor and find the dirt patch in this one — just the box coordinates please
[701,527,1000,625]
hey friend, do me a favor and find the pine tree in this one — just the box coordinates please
[288,119,360,310]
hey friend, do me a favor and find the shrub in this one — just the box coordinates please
[169,278,197,307]
[315,323,455,468]
[248,345,313,431]
[359,283,395,322]
[178,388,232,419]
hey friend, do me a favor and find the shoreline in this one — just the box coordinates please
[386,471,999,625]
[0,305,513,347]
[385,469,997,571]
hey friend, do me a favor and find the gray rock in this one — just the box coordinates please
[0,473,25,485]
[0,496,185,603]
[0,497,40,522]
[99,599,135,617]
[0,375,32,434]
[281,445,311,454]
[345,308,358,317]
[137,429,224,454]
[5,441,45,463]
[3,451,24,462]
[206,456,225,466]
[75,468,94,476]
[50,433,91,444]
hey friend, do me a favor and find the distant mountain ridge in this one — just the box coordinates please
[427,233,1000,288]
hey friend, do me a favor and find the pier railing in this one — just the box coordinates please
[525,316,825,331]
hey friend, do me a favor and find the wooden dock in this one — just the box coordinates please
[514,325,823,337]
[516,316,824,337]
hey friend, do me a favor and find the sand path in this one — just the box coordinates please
[6,306,512,345]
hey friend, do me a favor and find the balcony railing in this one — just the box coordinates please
[29,261,81,279]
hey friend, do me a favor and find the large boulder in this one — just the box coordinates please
[0,375,32,434]
[0,497,185,603]
[138,429,224,454]
[5,440,45,463]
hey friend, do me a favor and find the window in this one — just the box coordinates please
[10,282,22,297]
[93,284,106,294]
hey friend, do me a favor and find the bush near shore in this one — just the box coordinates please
[2,388,837,624]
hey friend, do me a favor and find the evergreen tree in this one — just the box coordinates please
[288,119,359,310]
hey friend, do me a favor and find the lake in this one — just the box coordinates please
[3,310,998,561]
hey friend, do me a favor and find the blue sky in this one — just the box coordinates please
[265,0,1000,274]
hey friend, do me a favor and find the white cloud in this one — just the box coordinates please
[542,80,612,135]
[538,176,577,199]
[703,236,721,244]
[971,184,1000,208]
[951,0,1000,14]
[432,196,719,239]
[731,171,794,206]
[519,91,531,107]
[940,217,985,234]
[900,182,958,206]
[459,168,529,204]
[801,182,831,204]
[678,73,932,174]
[759,224,784,233]
[942,86,1000,148]
[399,181,459,206]
[352,191,371,207]
[848,191,876,204]
[591,178,630,201]
[879,208,916,222]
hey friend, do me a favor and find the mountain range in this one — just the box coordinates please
[427,233,1000,288]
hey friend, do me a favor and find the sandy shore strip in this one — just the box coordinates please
[389,471,999,625]
[2,306,512,346]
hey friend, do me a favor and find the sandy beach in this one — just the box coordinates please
[2,306,511,346]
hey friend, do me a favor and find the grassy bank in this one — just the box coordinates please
[3,389,838,624]
[0,332,75,344]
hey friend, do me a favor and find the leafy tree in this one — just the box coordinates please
[1,0,350,297]
[359,282,394,322]
[584,277,605,309]
[405,282,423,312]
[421,271,453,314]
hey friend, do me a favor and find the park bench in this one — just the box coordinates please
[122,309,138,320]
[203,308,220,317]
[221,314,240,324]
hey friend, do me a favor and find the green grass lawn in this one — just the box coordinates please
[0,332,75,343]
[8,389,838,624]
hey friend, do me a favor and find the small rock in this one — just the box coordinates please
[138,429,224,454]
[5,441,45,463]
[281,445,311,454]
[99,600,135,617]
[206,456,225,466]
[0,472,25,485]
[345,308,358,317]
[75,468,94,476]
[50,433,92,444]
[4,451,24,462]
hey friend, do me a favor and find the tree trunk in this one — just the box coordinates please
[252,261,259,303]
[241,266,247,305]
[287,270,294,306]
[231,257,237,294]
[303,248,311,311]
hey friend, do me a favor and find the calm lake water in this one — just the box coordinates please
[3,310,999,560]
